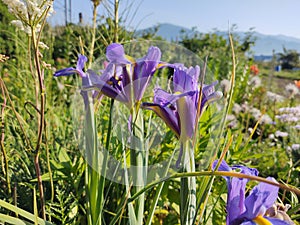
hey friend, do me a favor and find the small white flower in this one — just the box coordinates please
[266,91,285,102]
[275,130,289,137]
[285,83,299,98]
[232,103,242,115]
[248,76,261,89]
[261,114,273,124]
[220,79,231,94]
[11,20,24,30]
[268,134,275,139]
[292,144,300,151]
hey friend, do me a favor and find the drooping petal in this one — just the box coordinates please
[241,177,279,220]
[142,102,180,138]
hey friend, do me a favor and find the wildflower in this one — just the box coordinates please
[275,131,289,138]
[293,124,300,130]
[250,64,259,75]
[294,80,300,88]
[248,76,261,89]
[142,64,222,140]
[220,79,231,94]
[2,0,54,35]
[285,83,299,98]
[266,91,285,102]
[227,114,238,129]
[291,144,300,151]
[86,43,162,109]
[213,160,292,225]
[54,54,92,108]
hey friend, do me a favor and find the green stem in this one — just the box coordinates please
[31,27,46,220]
[128,171,300,203]
[130,108,146,225]
[180,140,196,225]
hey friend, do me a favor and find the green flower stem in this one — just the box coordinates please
[85,95,113,225]
[180,140,196,225]
[128,171,300,203]
[130,108,147,225]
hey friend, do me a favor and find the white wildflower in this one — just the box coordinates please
[220,79,231,94]
[11,20,24,30]
[232,103,242,115]
[275,130,289,137]
[266,91,285,102]
[268,134,275,140]
[285,83,299,98]
[248,76,261,89]
[291,144,300,151]
[2,0,54,35]
[226,114,238,128]
[261,114,273,124]
[250,107,261,120]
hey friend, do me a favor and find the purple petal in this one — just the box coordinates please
[86,69,128,103]
[132,47,161,101]
[76,54,88,77]
[213,160,259,224]
[54,54,88,78]
[106,43,130,64]
[176,95,197,139]
[54,67,76,77]
[138,46,161,62]
[242,177,279,220]
[142,102,180,137]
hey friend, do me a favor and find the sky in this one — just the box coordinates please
[50,0,300,38]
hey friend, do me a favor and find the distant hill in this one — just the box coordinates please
[138,23,300,56]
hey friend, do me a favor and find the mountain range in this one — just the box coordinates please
[138,23,300,56]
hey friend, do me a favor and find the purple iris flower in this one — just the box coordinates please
[213,160,292,225]
[86,43,162,108]
[54,54,92,109]
[142,64,222,140]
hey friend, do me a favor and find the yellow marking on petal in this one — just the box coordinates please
[157,62,166,68]
[125,55,135,63]
[174,91,182,95]
[252,215,272,225]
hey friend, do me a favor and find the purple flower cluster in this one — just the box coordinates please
[54,43,222,141]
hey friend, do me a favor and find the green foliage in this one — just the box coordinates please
[179,27,256,80]
[279,47,300,70]
[0,2,299,224]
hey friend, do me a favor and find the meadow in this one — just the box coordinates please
[0,1,299,225]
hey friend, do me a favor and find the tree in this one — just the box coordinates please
[279,47,300,70]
